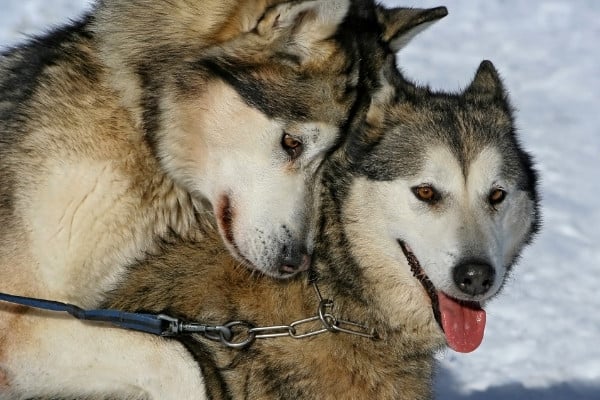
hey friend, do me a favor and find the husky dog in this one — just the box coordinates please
[104,59,540,398]
[0,1,449,398]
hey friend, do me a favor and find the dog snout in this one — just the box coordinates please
[278,244,311,276]
[452,260,496,297]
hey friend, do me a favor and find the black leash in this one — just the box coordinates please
[0,292,197,336]
[0,285,377,349]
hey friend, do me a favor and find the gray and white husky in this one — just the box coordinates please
[345,58,541,353]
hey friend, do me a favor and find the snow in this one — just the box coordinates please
[1,0,599,399]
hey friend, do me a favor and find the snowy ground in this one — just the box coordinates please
[1,1,599,399]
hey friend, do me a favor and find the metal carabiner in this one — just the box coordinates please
[157,314,184,336]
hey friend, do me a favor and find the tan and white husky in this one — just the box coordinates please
[0,0,448,398]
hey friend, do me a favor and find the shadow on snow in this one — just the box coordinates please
[435,367,600,400]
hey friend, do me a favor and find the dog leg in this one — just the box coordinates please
[0,313,206,400]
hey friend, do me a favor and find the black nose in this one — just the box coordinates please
[453,261,496,296]
[279,245,311,276]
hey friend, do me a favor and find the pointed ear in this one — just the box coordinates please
[376,6,448,52]
[465,60,506,100]
[366,56,402,128]
[256,0,350,64]
[365,78,395,129]
[344,59,396,161]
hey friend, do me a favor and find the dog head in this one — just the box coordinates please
[327,59,540,352]
[95,1,447,278]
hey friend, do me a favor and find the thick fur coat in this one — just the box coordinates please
[104,53,539,399]
[0,1,450,398]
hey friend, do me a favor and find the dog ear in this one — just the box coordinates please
[376,6,448,52]
[465,60,507,101]
[365,56,401,128]
[366,53,427,123]
[255,0,350,65]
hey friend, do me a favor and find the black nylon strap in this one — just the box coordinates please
[0,292,175,336]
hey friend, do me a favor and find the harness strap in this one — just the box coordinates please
[0,292,181,336]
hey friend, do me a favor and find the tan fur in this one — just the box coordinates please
[104,196,444,400]
[109,225,441,400]
[0,0,369,397]
[93,0,280,127]
[0,3,450,398]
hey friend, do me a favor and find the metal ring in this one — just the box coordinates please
[317,299,337,332]
[219,321,256,349]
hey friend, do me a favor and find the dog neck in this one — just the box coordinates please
[106,217,438,399]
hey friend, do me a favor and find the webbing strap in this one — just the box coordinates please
[0,292,175,336]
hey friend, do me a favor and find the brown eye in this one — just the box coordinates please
[282,133,303,160]
[412,185,440,204]
[489,188,507,206]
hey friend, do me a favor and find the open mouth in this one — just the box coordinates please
[398,240,487,353]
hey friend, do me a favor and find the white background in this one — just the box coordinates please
[1,1,599,398]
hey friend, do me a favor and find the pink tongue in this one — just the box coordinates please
[438,292,486,353]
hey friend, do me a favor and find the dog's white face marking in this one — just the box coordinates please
[343,145,536,333]
[160,81,338,277]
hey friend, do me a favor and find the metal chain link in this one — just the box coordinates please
[177,282,377,349]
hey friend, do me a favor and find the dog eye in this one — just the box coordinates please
[488,188,507,206]
[412,185,440,204]
[281,133,303,160]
